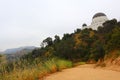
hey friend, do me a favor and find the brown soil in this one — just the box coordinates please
[44,64,120,80]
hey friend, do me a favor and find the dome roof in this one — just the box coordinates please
[93,13,106,19]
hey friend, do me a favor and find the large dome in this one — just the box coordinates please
[93,12,106,19]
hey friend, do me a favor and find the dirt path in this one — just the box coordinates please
[44,64,120,80]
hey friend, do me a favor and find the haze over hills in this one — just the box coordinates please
[0,46,37,61]
[3,46,36,54]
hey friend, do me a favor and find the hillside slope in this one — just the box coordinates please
[24,19,120,63]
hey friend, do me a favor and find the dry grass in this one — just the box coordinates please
[0,58,73,80]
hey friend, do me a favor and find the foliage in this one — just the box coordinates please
[106,26,120,51]
[0,57,72,80]
[24,19,120,62]
[1,18,120,80]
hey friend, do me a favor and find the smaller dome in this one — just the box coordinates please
[93,13,106,19]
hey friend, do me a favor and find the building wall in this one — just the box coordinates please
[82,16,108,30]
[88,16,108,30]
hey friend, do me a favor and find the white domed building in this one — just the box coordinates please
[82,13,108,30]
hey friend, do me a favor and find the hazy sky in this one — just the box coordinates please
[0,0,120,51]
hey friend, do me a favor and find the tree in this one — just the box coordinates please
[106,26,120,51]
[62,33,71,40]
[90,40,105,61]
[102,19,117,33]
[43,37,53,46]
[54,35,60,43]
[74,28,81,33]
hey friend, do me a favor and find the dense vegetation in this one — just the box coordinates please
[25,19,120,62]
[0,19,120,80]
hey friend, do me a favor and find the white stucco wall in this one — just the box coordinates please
[82,16,108,30]
[89,16,108,30]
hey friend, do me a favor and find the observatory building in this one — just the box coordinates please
[82,12,108,30]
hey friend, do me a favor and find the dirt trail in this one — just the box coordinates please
[44,64,120,80]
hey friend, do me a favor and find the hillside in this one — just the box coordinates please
[1,46,36,62]
[4,46,36,54]
[0,19,120,80]
[6,48,35,62]
[25,19,120,63]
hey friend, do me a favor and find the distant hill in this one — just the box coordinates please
[2,46,37,61]
[4,46,36,54]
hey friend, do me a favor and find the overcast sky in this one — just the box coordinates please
[0,0,120,51]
